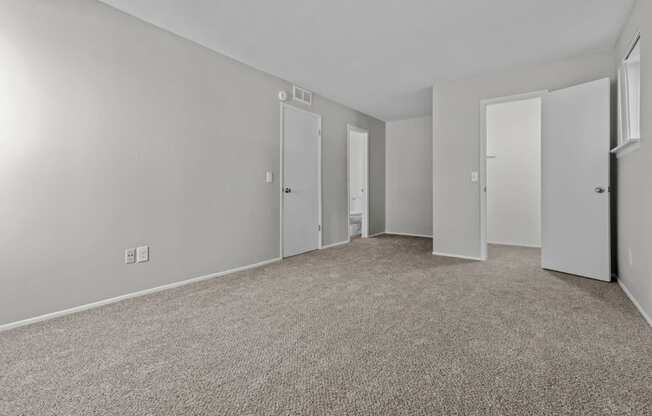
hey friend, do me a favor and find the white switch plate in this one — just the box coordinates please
[266,171,273,183]
[471,171,479,182]
[125,248,136,264]
[136,246,149,263]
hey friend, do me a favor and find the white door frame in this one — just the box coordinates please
[479,90,547,260]
[347,124,369,239]
[280,103,322,258]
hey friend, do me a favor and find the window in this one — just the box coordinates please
[617,34,641,146]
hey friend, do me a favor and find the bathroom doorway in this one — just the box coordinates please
[347,125,369,239]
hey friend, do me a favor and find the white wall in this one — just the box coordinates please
[0,0,385,326]
[486,98,541,248]
[349,131,366,215]
[614,0,652,325]
[386,116,433,237]
[433,52,615,259]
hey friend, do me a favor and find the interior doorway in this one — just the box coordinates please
[480,91,546,259]
[479,80,611,282]
[347,125,369,239]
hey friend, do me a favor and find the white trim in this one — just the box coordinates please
[618,279,652,328]
[617,32,641,149]
[432,87,438,256]
[479,90,548,261]
[385,232,433,239]
[347,124,370,239]
[279,102,284,258]
[0,257,282,333]
[488,241,541,249]
[432,251,483,261]
[611,138,640,158]
[318,116,323,249]
[368,232,385,238]
[321,239,351,249]
[618,64,627,144]
[280,103,323,258]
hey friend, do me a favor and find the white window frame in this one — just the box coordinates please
[612,33,641,158]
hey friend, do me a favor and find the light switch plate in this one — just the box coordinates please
[266,171,273,183]
[471,171,479,182]
[136,246,149,263]
[125,248,136,264]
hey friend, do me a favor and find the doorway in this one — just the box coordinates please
[347,125,369,239]
[480,91,546,260]
[479,80,611,282]
[280,104,322,258]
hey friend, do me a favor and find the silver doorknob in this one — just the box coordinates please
[594,187,605,194]
[284,187,292,194]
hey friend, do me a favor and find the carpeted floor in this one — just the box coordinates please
[1,236,650,415]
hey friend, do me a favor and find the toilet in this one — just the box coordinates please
[349,212,363,237]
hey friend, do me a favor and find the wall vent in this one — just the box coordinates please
[293,85,313,105]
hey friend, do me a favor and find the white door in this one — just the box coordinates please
[282,105,321,257]
[542,78,611,281]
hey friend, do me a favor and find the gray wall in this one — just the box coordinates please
[614,0,652,323]
[312,97,385,245]
[433,51,615,258]
[386,117,433,237]
[0,0,385,325]
[369,122,387,235]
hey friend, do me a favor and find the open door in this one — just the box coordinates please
[541,78,611,281]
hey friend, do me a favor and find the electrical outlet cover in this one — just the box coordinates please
[136,246,149,263]
[125,248,136,264]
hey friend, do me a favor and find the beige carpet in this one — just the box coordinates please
[1,236,650,415]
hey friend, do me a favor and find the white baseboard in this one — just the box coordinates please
[432,251,483,261]
[368,232,385,238]
[385,232,433,239]
[322,239,350,249]
[489,241,541,249]
[618,280,652,328]
[0,257,282,333]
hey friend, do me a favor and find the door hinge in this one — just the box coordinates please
[318,225,321,231]
[318,129,321,136]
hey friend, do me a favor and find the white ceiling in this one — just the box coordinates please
[99,0,634,121]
